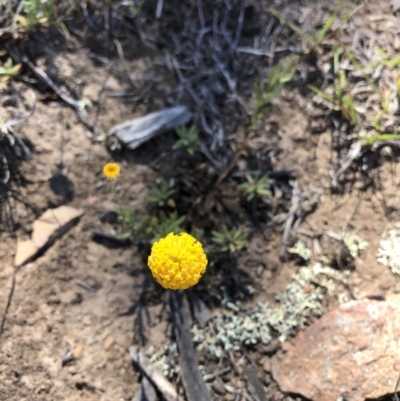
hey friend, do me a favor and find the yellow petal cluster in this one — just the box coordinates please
[148,232,207,290]
[103,163,120,180]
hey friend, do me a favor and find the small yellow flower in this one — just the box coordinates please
[148,232,207,290]
[103,163,120,180]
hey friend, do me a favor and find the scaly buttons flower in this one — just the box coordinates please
[148,232,207,290]
[103,163,120,180]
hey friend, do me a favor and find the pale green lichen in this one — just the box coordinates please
[148,264,349,371]
[377,224,400,274]
[192,263,349,357]
[145,342,213,383]
[287,240,312,261]
[343,233,368,259]
[145,342,180,378]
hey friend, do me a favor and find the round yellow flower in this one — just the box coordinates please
[148,232,207,290]
[103,163,120,180]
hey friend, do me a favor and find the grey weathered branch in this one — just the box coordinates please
[109,106,192,150]
[168,291,212,401]
[130,346,184,401]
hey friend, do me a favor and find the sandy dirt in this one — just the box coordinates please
[1,1,400,401]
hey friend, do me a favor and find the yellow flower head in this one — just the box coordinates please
[148,232,207,290]
[103,163,120,180]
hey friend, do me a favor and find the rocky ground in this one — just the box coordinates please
[1,0,400,400]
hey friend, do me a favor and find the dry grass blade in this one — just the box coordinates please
[280,181,301,259]
[137,0,285,147]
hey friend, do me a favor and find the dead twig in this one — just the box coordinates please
[296,228,343,241]
[156,0,164,19]
[280,181,301,259]
[130,346,184,401]
[101,303,136,328]
[8,48,95,134]
[109,106,192,150]
[0,89,36,130]
[168,290,212,401]
[244,367,267,401]
[0,266,17,339]
[394,372,400,401]
[331,141,363,187]
[76,280,94,292]
[202,367,230,382]
[132,377,157,401]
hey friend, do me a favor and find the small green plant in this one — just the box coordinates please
[149,181,176,207]
[211,224,249,253]
[355,133,400,147]
[239,173,271,201]
[0,58,22,82]
[270,0,345,49]
[116,207,152,240]
[251,55,299,127]
[116,208,186,244]
[151,211,186,243]
[17,0,55,28]
[190,226,205,242]
[250,56,300,130]
[308,48,358,124]
[172,125,199,156]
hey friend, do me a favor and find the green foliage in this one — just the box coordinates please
[172,125,199,156]
[191,226,205,242]
[211,224,249,253]
[308,79,357,125]
[116,207,185,244]
[270,0,345,49]
[116,207,152,240]
[252,55,299,126]
[17,0,55,28]
[11,0,73,33]
[149,181,176,207]
[356,133,400,147]
[308,46,358,124]
[239,173,271,201]
[0,58,21,82]
[151,211,186,243]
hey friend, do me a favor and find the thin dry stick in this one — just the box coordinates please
[8,48,94,134]
[130,346,184,401]
[331,141,363,187]
[168,291,212,401]
[0,89,36,130]
[280,181,301,258]
[156,0,164,18]
[394,372,400,401]
[92,71,112,131]
[0,266,17,338]
[342,192,363,233]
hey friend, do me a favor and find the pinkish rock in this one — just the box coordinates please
[32,206,83,248]
[271,296,400,401]
[32,220,59,248]
[15,206,83,266]
[14,239,38,267]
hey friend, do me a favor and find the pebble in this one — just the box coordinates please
[73,345,84,359]
[104,336,114,349]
